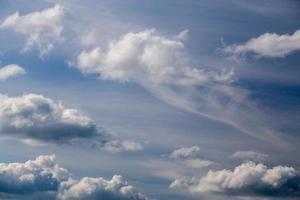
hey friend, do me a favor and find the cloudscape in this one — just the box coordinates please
[0,1,299,200]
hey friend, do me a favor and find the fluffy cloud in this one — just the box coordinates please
[223,29,300,58]
[58,175,148,200]
[231,151,268,162]
[0,93,103,143]
[0,64,25,81]
[170,146,201,159]
[0,4,64,57]
[0,155,148,200]
[0,155,69,194]
[75,29,233,86]
[170,162,300,197]
[103,140,143,154]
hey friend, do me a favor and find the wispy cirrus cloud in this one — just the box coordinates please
[0,4,64,57]
[0,64,25,81]
[222,29,300,58]
[72,28,287,147]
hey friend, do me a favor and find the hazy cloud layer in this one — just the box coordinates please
[0,64,25,81]
[0,155,148,200]
[223,29,300,58]
[231,151,269,162]
[171,162,300,197]
[0,4,64,57]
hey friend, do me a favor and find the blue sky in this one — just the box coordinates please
[0,0,299,200]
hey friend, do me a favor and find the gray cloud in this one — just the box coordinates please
[0,93,105,143]
[0,93,143,153]
[231,151,269,162]
[170,162,300,197]
[223,29,300,58]
[0,155,148,200]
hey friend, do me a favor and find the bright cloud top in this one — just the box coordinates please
[170,146,201,159]
[170,161,300,197]
[0,64,25,81]
[0,4,64,57]
[75,29,233,86]
[0,155,148,200]
[223,29,300,58]
[104,139,143,154]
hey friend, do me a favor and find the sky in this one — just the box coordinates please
[0,0,299,199]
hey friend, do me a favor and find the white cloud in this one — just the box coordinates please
[73,29,287,147]
[170,146,201,159]
[0,155,148,200]
[0,64,25,81]
[103,140,143,154]
[75,29,233,86]
[223,29,300,58]
[170,162,300,197]
[231,151,268,162]
[58,175,148,200]
[0,4,64,57]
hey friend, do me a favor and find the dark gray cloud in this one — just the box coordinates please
[0,93,107,143]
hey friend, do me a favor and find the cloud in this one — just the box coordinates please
[170,162,300,197]
[223,29,300,58]
[0,93,104,143]
[0,4,64,57]
[0,64,25,81]
[103,140,143,154]
[0,154,69,194]
[58,175,148,200]
[169,146,201,159]
[73,29,287,147]
[0,155,148,200]
[231,151,269,162]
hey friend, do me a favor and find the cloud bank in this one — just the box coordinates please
[170,162,300,197]
[223,29,300,58]
[0,64,25,81]
[0,155,148,200]
[0,4,64,57]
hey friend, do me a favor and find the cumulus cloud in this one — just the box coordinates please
[73,29,287,147]
[0,93,142,153]
[0,64,25,81]
[0,155,148,200]
[58,175,148,200]
[103,140,143,154]
[170,162,300,197]
[0,154,69,194]
[231,151,269,162]
[0,93,103,143]
[223,29,300,58]
[0,4,64,57]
